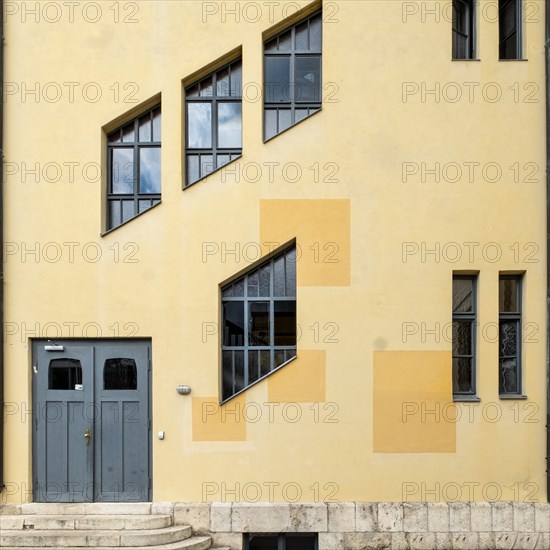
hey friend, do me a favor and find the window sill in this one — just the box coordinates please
[451,58,480,62]
[453,395,480,402]
[499,394,528,400]
[498,58,528,62]
[183,155,242,191]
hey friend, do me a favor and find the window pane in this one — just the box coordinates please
[274,301,296,346]
[453,278,473,312]
[152,107,161,142]
[109,201,121,228]
[187,103,212,148]
[265,38,278,51]
[499,321,518,357]
[217,67,230,97]
[139,115,151,142]
[278,30,291,50]
[108,130,121,143]
[249,302,270,346]
[248,350,260,384]
[259,265,270,296]
[234,351,245,393]
[217,154,230,169]
[186,155,199,185]
[273,254,285,296]
[230,60,242,97]
[275,349,285,368]
[295,20,309,50]
[278,109,292,133]
[265,109,278,140]
[296,108,309,123]
[248,270,259,298]
[218,103,242,148]
[139,147,161,193]
[452,321,472,355]
[104,358,137,390]
[499,278,520,312]
[122,200,134,223]
[201,155,215,178]
[48,359,82,390]
[500,357,518,394]
[139,199,153,213]
[187,85,199,98]
[500,0,518,38]
[199,76,213,97]
[111,148,135,194]
[222,351,234,401]
[265,56,290,102]
[122,123,135,142]
[285,248,296,297]
[260,350,271,377]
[309,13,322,50]
[453,357,473,393]
[295,56,321,102]
[249,534,278,550]
[233,278,245,297]
[223,302,244,346]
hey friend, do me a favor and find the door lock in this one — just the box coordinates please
[84,429,91,445]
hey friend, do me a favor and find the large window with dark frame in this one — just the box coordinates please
[106,105,161,229]
[221,245,296,402]
[499,0,522,59]
[452,275,477,398]
[499,275,522,395]
[452,0,476,59]
[106,105,161,231]
[185,59,242,187]
[264,10,322,141]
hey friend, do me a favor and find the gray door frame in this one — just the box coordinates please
[32,339,152,503]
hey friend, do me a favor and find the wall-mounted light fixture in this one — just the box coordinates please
[176,385,192,395]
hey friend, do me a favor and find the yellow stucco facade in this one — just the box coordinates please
[2,0,547,504]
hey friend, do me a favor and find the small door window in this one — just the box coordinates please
[104,358,138,390]
[48,359,83,390]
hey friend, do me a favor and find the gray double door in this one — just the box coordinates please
[33,340,151,502]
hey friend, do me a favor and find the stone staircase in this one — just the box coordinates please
[0,504,230,550]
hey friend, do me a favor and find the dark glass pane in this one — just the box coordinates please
[233,278,245,297]
[275,349,285,368]
[500,0,518,40]
[265,109,278,140]
[295,56,321,102]
[260,350,271,377]
[295,20,309,50]
[139,199,153,213]
[234,351,245,393]
[249,302,270,346]
[278,30,291,50]
[187,85,199,98]
[500,34,518,59]
[285,348,297,362]
[499,278,520,312]
[309,13,322,51]
[452,321,472,355]
[286,535,317,550]
[265,56,290,102]
[108,129,121,143]
[259,265,270,296]
[152,107,161,142]
[274,301,297,346]
[296,108,309,123]
[500,357,518,394]
[452,357,473,393]
[248,534,278,550]
[139,115,151,142]
[186,155,199,185]
[453,278,473,312]
[201,155,215,178]
[104,358,137,390]
[218,103,242,148]
[199,76,213,97]
[230,60,242,97]
[217,67,230,97]
[222,351,234,400]
[278,109,292,133]
[285,247,296,297]
[265,38,278,51]
[499,321,518,357]
[139,147,161,193]
[48,359,82,390]
[122,200,134,223]
[217,154,230,169]
[122,123,135,142]
[248,350,260,384]
[230,153,240,161]
[109,201,121,228]
[248,270,259,298]
[187,103,212,148]
[223,301,244,346]
[111,148,135,194]
[273,254,285,296]
[222,285,233,298]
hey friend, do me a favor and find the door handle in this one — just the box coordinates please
[84,429,91,446]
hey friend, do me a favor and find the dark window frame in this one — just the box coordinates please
[452,0,476,60]
[243,533,318,550]
[263,10,322,141]
[499,274,523,396]
[106,105,161,231]
[184,58,243,188]
[499,0,522,60]
[452,275,478,400]
[221,245,297,403]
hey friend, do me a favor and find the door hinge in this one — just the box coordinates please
[33,363,38,374]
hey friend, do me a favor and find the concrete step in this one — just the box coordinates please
[0,538,213,550]
[0,525,193,547]
[18,503,154,516]
[0,514,172,530]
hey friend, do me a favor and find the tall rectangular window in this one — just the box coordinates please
[499,0,522,59]
[264,10,322,140]
[185,59,242,187]
[452,0,475,59]
[499,275,522,395]
[452,276,477,397]
[221,245,296,402]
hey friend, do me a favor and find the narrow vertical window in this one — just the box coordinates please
[499,0,522,59]
[107,105,161,231]
[185,59,242,187]
[221,245,297,402]
[264,10,322,140]
[452,0,475,59]
[452,276,477,398]
[499,275,522,395]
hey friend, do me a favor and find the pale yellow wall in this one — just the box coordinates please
[2,0,547,504]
